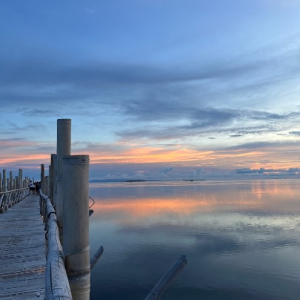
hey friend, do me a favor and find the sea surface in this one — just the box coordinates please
[89,180,300,300]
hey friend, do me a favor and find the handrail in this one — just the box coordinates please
[0,187,29,213]
[40,190,73,300]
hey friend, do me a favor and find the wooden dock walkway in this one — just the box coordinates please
[0,194,45,299]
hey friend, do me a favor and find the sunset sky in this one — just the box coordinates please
[1,0,300,180]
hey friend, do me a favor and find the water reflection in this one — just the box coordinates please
[89,180,300,300]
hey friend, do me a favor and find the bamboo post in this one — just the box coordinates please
[9,172,13,190]
[3,169,6,192]
[63,155,90,300]
[19,169,23,188]
[41,164,45,192]
[51,154,58,207]
[56,119,71,243]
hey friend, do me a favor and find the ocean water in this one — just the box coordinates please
[89,180,300,300]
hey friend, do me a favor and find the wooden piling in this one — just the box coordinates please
[56,119,71,243]
[41,164,45,192]
[3,169,6,192]
[45,176,49,196]
[63,155,90,300]
[19,168,23,188]
[9,172,13,190]
[51,154,57,207]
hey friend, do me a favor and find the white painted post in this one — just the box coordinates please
[19,169,23,188]
[51,154,58,207]
[9,172,13,190]
[56,119,71,243]
[63,155,90,300]
[3,169,6,191]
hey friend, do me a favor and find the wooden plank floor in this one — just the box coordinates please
[0,194,45,299]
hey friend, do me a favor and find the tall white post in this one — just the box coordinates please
[56,119,71,243]
[63,155,90,300]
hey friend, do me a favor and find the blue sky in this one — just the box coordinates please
[0,0,300,180]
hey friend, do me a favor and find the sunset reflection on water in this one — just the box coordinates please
[89,180,300,300]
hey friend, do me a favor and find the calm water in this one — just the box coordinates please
[89,180,300,300]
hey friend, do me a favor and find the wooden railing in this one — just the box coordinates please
[0,187,29,213]
[40,190,73,300]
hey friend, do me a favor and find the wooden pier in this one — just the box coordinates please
[0,118,186,300]
[0,194,45,299]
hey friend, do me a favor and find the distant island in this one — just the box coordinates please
[90,179,155,183]
[183,179,205,182]
[125,179,146,183]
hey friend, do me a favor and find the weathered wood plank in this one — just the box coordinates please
[0,194,45,299]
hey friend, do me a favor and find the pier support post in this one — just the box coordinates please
[2,170,6,192]
[56,119,71,243]
[19,169,23,188]
[63,155,90,300]
[9,172,13,190]
[49,165,52,200]
[51,154,58,207]
[44,176,49,196]
[41,164,45,192]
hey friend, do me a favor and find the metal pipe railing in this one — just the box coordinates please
[0,187,29,213]
[40,190,73,300]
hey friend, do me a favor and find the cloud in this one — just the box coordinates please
[289,131,300,136]
[19,109,59,117]
[235,167,300,175]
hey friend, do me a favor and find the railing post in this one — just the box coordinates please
[19,169,23,188]
[63,155,90,300]
[56,119,71,244]
[51,154,58,207]
[3,169,6,192]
